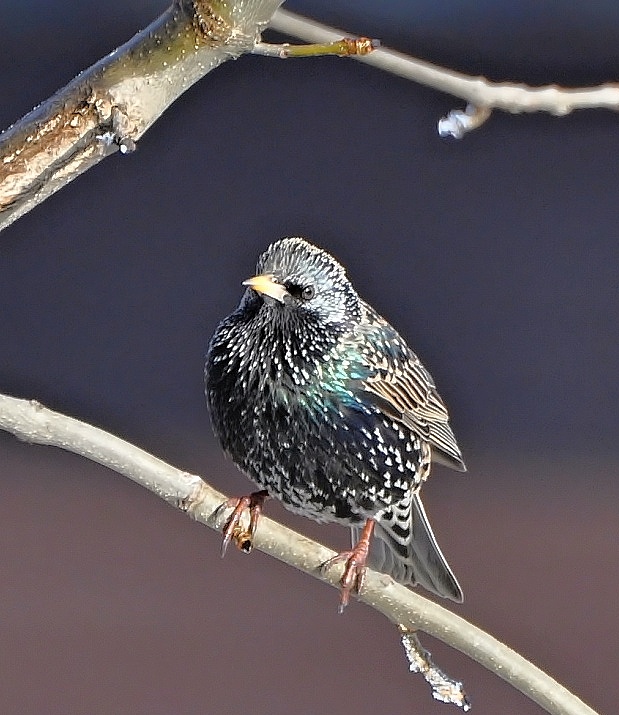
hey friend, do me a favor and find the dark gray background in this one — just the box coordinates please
[0,2,617,714]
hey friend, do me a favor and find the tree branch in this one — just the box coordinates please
[0,393,599,715]
[4,4,619,233]
[269,9,619,137]
[0,0,284,232]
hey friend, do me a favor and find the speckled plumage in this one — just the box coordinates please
[205,237,465,602]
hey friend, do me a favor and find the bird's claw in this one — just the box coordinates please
[320,519,374,612]
[216,490,269,556]
[320,546,369,613]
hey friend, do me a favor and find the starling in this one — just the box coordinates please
[205,237,465,608]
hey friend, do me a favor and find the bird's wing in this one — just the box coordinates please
[352,307,466,472]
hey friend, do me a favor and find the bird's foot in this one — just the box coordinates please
[215,490,269,556]
[320,519,375,613]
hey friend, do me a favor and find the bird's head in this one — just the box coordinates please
[241,237,362,331]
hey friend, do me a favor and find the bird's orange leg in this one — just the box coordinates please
[216,490,269,556]
[321,518,375,613]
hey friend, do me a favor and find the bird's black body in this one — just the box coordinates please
[205,237,465,601]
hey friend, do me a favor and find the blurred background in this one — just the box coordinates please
[1,1,618,713]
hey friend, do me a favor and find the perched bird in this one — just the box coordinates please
[205,237,465,608]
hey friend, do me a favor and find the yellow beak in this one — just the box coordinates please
[242,274,288,304]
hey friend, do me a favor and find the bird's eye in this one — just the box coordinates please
[301,285,315,301]
[284,282,316,301]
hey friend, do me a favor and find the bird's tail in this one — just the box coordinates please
[352,493,463,602]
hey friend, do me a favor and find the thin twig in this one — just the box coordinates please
[253,37,377,58]
[0,393,599,715]
[269,9,619,136]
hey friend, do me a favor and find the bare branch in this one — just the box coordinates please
[5,3,616,234]
[270,9,619,136]
[0,393,600,715]
[0,0,284,232]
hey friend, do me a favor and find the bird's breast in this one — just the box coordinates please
[205,315,418,524]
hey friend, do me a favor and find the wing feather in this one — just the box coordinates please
[353,304,466,472]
